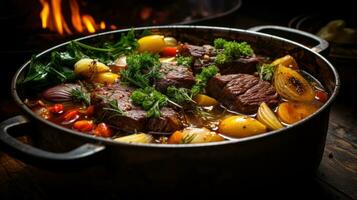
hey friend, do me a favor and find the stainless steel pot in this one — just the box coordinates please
[0,25,339,191]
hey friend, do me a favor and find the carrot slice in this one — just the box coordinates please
[167,131,184,144]
[277,102,318,124]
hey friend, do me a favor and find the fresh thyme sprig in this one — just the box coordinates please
[102,99,126,119]
[71,83,91,106]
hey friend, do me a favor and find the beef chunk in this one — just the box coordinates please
[92,84,146,132]
[181,44,216,58]
[206,74,242,97]
[92,83,183,132]
[207,74,279,114]
[217,56,261,75]
[155,62,195,92]
[180,44,216,73]
[181,43,261,74]
[146,107,182,132]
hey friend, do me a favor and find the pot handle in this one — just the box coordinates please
[248,25,329,54]
[0,115,105,163]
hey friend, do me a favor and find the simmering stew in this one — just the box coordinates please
[20,30,328,144]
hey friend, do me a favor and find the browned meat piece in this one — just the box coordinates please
[181,44,216,58]
[217,56,261,75]
[180,43,261,74]
[146,107,183,132]
[206,74,242,98]
[155,62,195,92]
[179,44,216,73]
[207,74,279,114]
[92,83,183,133]
[92,84,146,132]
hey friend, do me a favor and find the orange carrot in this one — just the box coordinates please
[93,123,112,137]
[167,131,184,144]
[73,120,94,132]
[277,102,318,124]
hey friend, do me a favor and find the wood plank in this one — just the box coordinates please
[317,100,357,199]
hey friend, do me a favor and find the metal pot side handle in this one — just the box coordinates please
[248,25,329,54]
[0,115,105,162]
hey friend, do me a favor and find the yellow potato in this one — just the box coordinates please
[138,35,166,53]
[74,58,109,78]
[93,72,119,84]
[218,115,267,138]
[168,128,224,144]
[193,94,219,106]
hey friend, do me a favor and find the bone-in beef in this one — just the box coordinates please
[155,62,195,92]
[92,83,182,132]
[207,74,279,114]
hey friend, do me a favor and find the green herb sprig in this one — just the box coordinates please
[131,87,168,118]
[121,53,162,88]
[257,63,275,81]
[191,65,219,97]
[214,38,254,64]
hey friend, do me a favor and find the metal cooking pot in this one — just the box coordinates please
[0,26,339,191]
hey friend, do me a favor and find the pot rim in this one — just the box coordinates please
[11,25,340,148]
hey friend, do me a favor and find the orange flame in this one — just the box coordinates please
[39,0,114,35]
[39,0,50,28]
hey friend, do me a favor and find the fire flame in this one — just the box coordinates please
[39,0,116,35]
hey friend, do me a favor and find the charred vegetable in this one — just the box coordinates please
[274,64,315,102]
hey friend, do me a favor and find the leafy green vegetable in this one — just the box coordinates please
[20,56,76,91]
[191,65,219,97]
[131,87,168,118]
[214,38,254,65]
[176,56,193,67]
[166,86,194,104]
[257,63,275,81]
[72,29,138,64]
[20,30,140,91]
[121,53,161,88]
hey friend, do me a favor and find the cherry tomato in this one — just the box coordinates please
[73,120,94,132]
[161,46,177,57]
[93,123,112,137]
[315,90,328,103]
[48,104,64,114]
